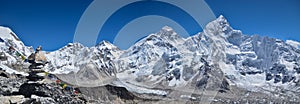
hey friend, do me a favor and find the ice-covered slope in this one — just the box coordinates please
[0,26,33,71]
[0,26,33,55]
[44,41,122,86]
[202,16,300,94]
[45,41,121,74]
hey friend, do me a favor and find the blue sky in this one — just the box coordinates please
[0,0,299,51]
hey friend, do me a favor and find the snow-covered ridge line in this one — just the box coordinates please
[1,15,300,97]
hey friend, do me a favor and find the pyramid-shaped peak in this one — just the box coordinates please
[161,26,174,32]
[97,40,112,46]
[204,15,233,35]
[216,15,229,25]
[96,40,119,50]
[217,15,225,20]
[97,40,114,46]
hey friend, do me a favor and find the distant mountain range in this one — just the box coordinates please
[1,15,300,103]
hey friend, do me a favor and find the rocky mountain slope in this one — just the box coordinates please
[1,15,300,103]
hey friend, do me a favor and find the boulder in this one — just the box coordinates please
[0,95,25,104]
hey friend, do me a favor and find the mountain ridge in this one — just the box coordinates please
[1,15,300,102]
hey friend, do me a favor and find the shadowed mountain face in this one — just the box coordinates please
[1,15,300,103]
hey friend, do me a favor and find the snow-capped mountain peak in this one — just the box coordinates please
[155,26,185,46]
[0,26,33,56]
[204,15,233,38]
[286,40,300,48]
[61,42,85,50]
[0,26,20,41]
[161,26,173,32]
[0,26,33,69]
[96,40,119,50]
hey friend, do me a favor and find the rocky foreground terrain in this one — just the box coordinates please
[0,67,87,104]
[1,68,299,104]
